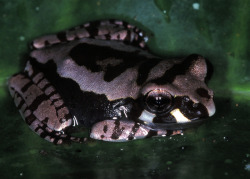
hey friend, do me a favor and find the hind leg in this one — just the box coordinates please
[32,19,150,49]
[8,62,86,144]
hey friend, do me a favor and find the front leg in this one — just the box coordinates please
[8,62,86,144]
[90,120,182,142]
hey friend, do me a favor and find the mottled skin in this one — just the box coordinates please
[8,20,215,144]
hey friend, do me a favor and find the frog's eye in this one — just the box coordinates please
[145,89,173,113]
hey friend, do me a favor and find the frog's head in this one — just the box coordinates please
[138,54,215,129]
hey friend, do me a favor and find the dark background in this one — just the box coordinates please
[0,0,249,178]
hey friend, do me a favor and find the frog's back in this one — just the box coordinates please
[30,37,168,101]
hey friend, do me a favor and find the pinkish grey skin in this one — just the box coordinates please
[90,120,182,142]
[8,19,215,144]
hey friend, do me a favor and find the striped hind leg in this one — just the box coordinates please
[32,19,149,49]
[8,62,86,144]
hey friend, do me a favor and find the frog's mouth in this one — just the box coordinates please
[140,92,215,127]
[139,117,210,130]
[137,98,213,130]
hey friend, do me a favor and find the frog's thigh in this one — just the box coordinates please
[8,72,81,144]
[32,19,147,49]
[90,120,181,142]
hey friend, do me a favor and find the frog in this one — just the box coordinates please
[8,20,215,144]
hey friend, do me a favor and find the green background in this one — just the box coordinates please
[0,0,249,178]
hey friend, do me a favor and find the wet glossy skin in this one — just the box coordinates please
[8,20,215,144]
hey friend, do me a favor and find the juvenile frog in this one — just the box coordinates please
[8,20,215,144]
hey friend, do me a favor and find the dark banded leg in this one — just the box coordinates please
[8,64,86,144]
[32,19,149,49]
[90,120,182,142]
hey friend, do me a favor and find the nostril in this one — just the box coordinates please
[196,88,211,99]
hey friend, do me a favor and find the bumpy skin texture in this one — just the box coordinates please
[8,20,215,144]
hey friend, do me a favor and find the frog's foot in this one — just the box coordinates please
[90,120,182,142]
[8,67,86,144]
[32,19,149,50]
